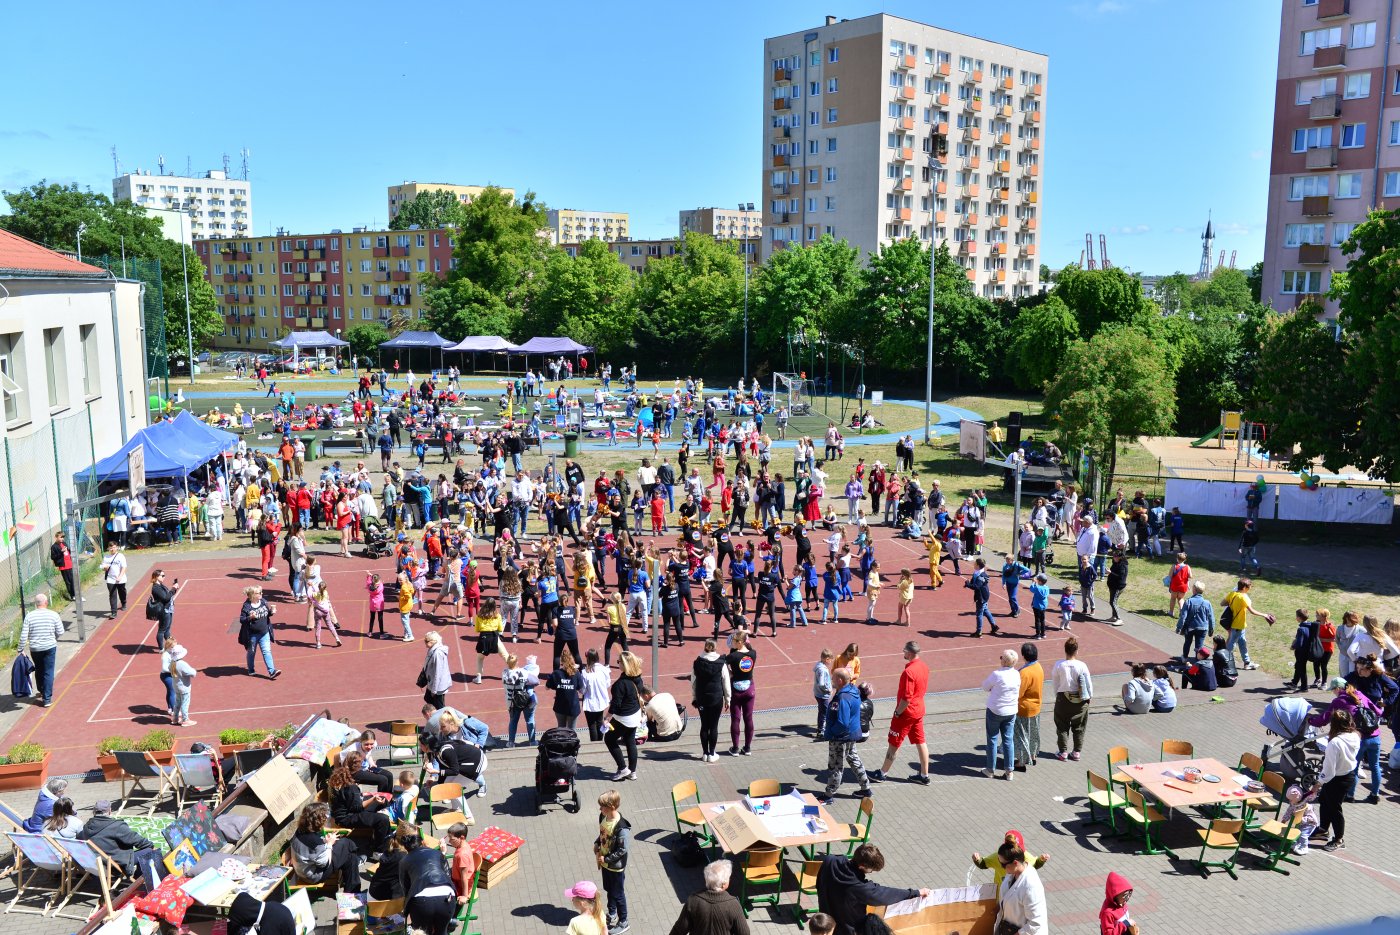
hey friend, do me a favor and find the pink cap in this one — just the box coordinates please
[565,880,598,900]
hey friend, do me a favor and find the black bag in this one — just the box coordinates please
[236,620,250,649]
[1309,632,1325,661]
[674,830,706,868]
[1353,701,1381,734]
[1219,601,1234,631]
[415,667,429,689]
[507,677,532,712]
[281,539,292,561]
[145,597,163,621]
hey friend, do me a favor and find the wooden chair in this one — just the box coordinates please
[51,838,125,922]
[112,751,181,815]
[1085,771,1127,834]
[387,720,422,766]
[1193,818,1245,879]
[1159,739,1194,760]
[428,782,468,834]
[1244,771,1287,829]
[790,858,823,925]
[452,849,485,935]
[1121,788,1173,857]
[737,846,784,918]
[1252,812,1302,874]
[670,781,715,850]
[234,746,275,780]
[4,832,70,917]
[174,753,225,811]
[1106,746,1133,796]
[747,778,782,798]
[367,897,408,935]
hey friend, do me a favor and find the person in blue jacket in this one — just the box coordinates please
[819,668,871,804]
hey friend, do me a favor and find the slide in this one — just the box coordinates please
[1190,425,1223,448]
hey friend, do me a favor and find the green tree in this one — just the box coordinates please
[1194,267,1255,314]
[389,189,468,231]
[1007,295,1078,390]
[1246,260,1264,304]
[1252,305,1358,473]
[423,187,556,341]
[633,232,745,372]
[750,235,860,367]
[1164,307,1250,434]
[1152,272,1195,314]
[0,181,221,363]
[1333,209,1400,478]
[344,322,389,365]
[1039,263,1053,283]
[1042,327,1178,484]
[1053,265,1155,337]
[523,239,637,359]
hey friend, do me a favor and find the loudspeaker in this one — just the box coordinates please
[1006,422,1022,450]
[1007,410,1023,428]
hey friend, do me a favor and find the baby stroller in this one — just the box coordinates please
[535,727,580,815]
[1260,697,1323,787]
[362,515,392,559]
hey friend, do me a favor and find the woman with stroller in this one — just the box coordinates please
[1311,709,1361,851]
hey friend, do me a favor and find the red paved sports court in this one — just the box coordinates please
[7,528,1160,776]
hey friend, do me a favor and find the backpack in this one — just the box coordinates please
[145,596,164,620]
[1353,699,1381,734]
[506,675,532,712]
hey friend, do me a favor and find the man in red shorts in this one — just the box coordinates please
[868,640,930,785]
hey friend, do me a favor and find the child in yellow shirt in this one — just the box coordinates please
[396,571,415,642]
[896,568,915,626]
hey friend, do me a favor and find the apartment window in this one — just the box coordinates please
[1284,223,1326,246]
[828,77,838,93]
[1391,120,1400,145]
[1333,221,1357,245]
[808,168,819,184]
[1292,125,1333,151]
[826,167,838,181]
[0,333,26,427]
[80,324,101,397]
[1385,171,1400,197]
[828,46,839,63]
[1344,73,1371,99]
[1303,0,1318,5]
[1341,123,1367,148]
[416,234,426,247]
[809,81,820,95]
[1351,21,1376,48]
[827,138,837,153]
[43,327,68,412]
[827,108,838,123]
[1300,26,1341,54]
[809,110,819,125]
[1281,270,1323,293]
[1289,175,1329,199]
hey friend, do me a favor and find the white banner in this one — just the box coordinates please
[1163,479,1253,517]
[1277,485,1394,524]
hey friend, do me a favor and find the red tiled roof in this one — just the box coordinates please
[0,228,107,277]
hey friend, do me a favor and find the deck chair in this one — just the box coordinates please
[51,838,125,922]
[235,746,275,781]
[113,751,181,814]
[280,849,339,901]
[1193,818,1245,879]
[4,832,70,916]
[174,753,225,811]
[452,850,484,935]
[0,799,26,832]
[670,781,715,851]
[386,721,422,767]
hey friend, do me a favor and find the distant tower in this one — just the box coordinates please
[1197,212,1215,280]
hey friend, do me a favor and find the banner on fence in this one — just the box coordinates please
[1277,485,1394,525]
[1163,479,1253,517]
[958,419,986,462]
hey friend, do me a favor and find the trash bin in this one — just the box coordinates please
[300,434,319,461]
[563,432,579,457]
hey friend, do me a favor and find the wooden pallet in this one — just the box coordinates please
[478,849,519,890]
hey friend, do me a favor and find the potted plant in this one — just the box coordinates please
[0,742,50,791]
[135,729,178,767]
[218,728,270,759]
[95,736,137,782]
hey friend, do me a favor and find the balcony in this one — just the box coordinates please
[1292,292,1323,309]
[936,92,949,106]
[996,159,1011,173]
[959,239,977,253]
[936,210,947,224]
[310,295,326,306]
[1305,145,1339,169]
[966,155,981,169]
[1022,163,1040,177]
[967,213,980,226]
[995,269,1007,283]
[774,153,788,167]
[963,126,981,141]
[998,132,1011,145]
[934,121,949,135]
[1029,138,1041,150]
[772,125,791,141]
[391,247,410,257]
[1298,243,1331,264]
[309,272,324,283]
[899,85,915,100]
[772,98,790,112]
[963,97,982,112]
[374,271,390,282]
[293,273,309,283]
[965,183,981,197]
[898,53,915,69]
[896,207,912,220]
[1000,76,1014,90]
[372,247,389,257]
[936,62,950,77]
[897,177,912,192]
[1025,217,1038,230]
[374,295,392,306]
[1318,0,1349,17]
[1309,94,1340,119]
[1313,44,1346,69]
[1024,191,1039,204]
[897,147,914,161]
[391,271,410,281]
[1302,195,1332,216]
[994,242,1008,255]
[311,317,326,327]
[1029,82,1043,96]
[900,116,915,130]
[998,104,1013,117]
[294,295,309,306]
[994,188,1010,201]
[965,268,977,281]
[936,181,948,194]
[773,66,792,82]
[996,216,1009,228]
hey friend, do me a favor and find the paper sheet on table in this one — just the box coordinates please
[761,814,818,839]
[1231,774,1252,787]
[745,788,808,817]
[885,884,995,919]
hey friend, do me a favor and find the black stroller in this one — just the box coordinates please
[1260,697,1323,787]
[362,515,392,559]
[535,727,580,814]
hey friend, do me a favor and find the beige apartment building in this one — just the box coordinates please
[679,207,763,242]
[547,209,630,244]
[386,182,516,223]
[569,237,761,274]
[762,13,1046,299]
[1261,0,1398,318]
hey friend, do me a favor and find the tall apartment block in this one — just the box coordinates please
[193,228,456,350]
[762,13,1047,299]
[386,182,516,223]
[113,169,252,240]
[679,207,763,243]
[547,209,630,244]
[1262,0,1396,318]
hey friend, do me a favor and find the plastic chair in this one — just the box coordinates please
[1106,746,1133,796]
[1159,739,1194,760]
[790,857,823,924]
[738,846,785,917]
[387,721,422,766]
[1252,812,1302,874]
[670,781,715,850]
[112,750,181,815]
[1121,788,1173,857]
[747,778,782,798]
[174,753,225,811]
[1085,771,1127,834]
[1193,818,1245,879]
[429,782,468,834]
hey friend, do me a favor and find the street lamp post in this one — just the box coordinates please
[179,202,195,385]
[75,222,87,263]
[739,201,753,384]
[923,158,942,445]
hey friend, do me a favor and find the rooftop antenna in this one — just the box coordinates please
[157,154,166,176]
[222,152,231,176]
[185,156,192,176]
[110,145,121,178]
[240,147,251,180]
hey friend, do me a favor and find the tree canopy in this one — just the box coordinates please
[389,189,468,231]
[633,232,745,373]
[522,238,637,359]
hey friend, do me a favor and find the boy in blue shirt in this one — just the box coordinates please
[1029,573,1051,639]
[1000,557,1031,617]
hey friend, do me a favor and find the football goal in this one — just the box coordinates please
[773,372,816,415]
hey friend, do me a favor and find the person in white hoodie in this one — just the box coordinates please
[995,840,1048,935]
[1312,707,1362,852]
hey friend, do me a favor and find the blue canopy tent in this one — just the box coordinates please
[74,412,236,487]
[378,330,455,373]
[446,335,520,374]
[269,330,350,371]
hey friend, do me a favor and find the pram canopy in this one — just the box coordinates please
[1261,696,1313,737]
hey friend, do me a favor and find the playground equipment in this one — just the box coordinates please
[773,372,815,416]
[1190,410,1242,448]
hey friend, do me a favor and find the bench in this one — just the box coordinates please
[322,436,366,454]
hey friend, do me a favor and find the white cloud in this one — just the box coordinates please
[1216,221,1254,236]
[1109,224,1151,236]
[1072,0,1127,14]
[1249,149,1265,160]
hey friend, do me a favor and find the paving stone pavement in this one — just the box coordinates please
[3,559,1397,934]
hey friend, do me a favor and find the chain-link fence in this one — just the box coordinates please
[0,409,99,650]
[89,254,168,383]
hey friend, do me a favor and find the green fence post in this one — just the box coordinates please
[4,438,23,613]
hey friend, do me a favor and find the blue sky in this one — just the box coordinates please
[0,0,1275,274]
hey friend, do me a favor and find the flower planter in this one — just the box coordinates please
[95,742,177,782]
[0,752,51,792]
[219,743,252,759]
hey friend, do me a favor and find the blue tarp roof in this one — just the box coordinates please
[74,411,236,484]
[379,330,455,349]
[269,330,348,349]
